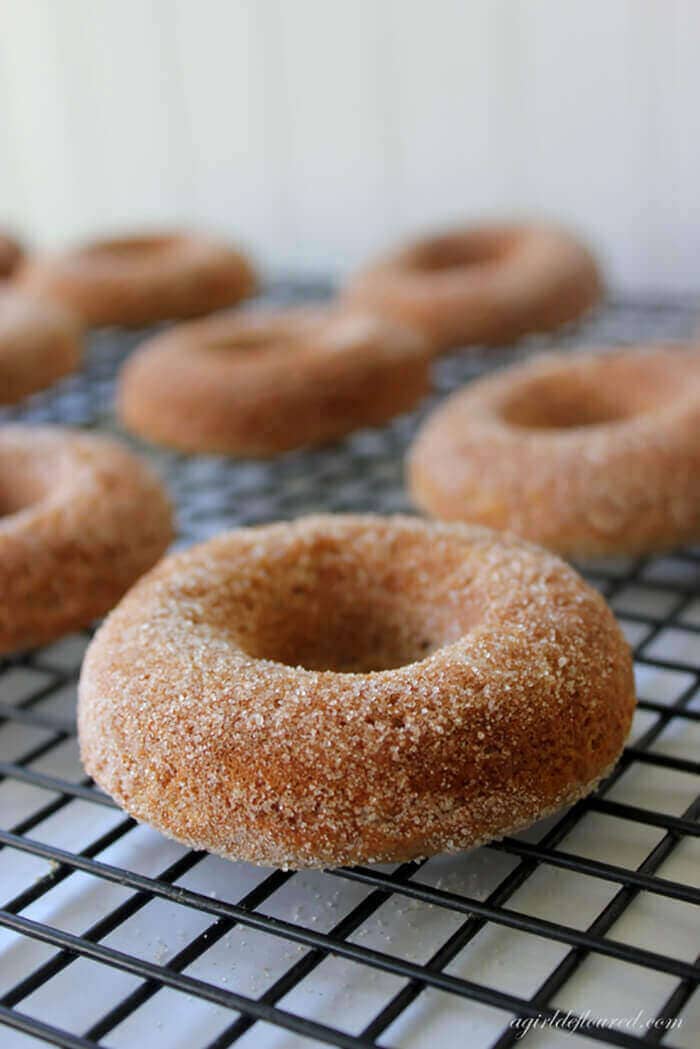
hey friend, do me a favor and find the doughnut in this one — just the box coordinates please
[78,514,634,869]
[0,426,173,654]
[0,232,22,279]
[0,289,83,405]
[409,345,700,558]
[19,231,257,328]
[117,305,432,456]
[343,223,602,353]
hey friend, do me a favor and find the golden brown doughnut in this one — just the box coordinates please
[0,232,23,279]
[78,514,634,869]
[0,289,83,405]
[117,305,432,456]
[409,345,700,558]
[19,231,257,328]
[0,426,173,654]
[343,223,603,353]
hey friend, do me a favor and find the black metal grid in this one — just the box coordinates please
[0,288,699,1049]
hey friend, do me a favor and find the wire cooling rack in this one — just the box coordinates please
[0,287,699,1049]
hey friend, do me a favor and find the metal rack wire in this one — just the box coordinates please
[0,289,698,1049]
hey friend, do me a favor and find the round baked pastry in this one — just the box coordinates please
[343,223,602,353]
[79,514,634,869]
[118,305,432,456]
[409,345,700,558]
[0,289,82,405]
[19,231,257,328]
[0,426,173,654]
[0,233,22,279]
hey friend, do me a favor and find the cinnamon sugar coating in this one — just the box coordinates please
[0,426,173,653]
[343,223,602,353]
[79,514,634,869]
[19,231,257,328]
[409,344,700,557]
[0,288,83,404]
[118,306,432,456]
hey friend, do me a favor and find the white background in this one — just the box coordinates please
[1,0,699,293]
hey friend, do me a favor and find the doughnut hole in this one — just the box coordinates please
[215,539,482,673]
[82,235,182,262]
[188,311,324,359]
[407,230,515,273]
[499,364,687,431]
[199,327,300,356]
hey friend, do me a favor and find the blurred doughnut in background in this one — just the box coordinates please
[18,230,257,328]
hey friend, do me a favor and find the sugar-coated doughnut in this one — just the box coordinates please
[409,345,700,558]
[0,289,83,405]
[0,426,173,654]
[78,514,634,869]
[19,231,257,328]
[118,306,432,456]
[344,223,602,353]
[0,233,22,279]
